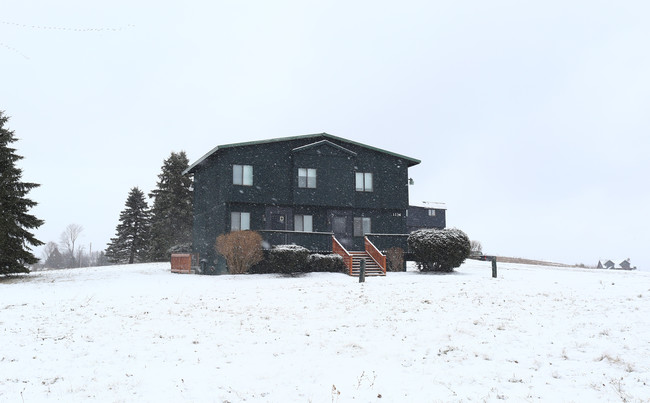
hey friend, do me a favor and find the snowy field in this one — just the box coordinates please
[1,261,649,402]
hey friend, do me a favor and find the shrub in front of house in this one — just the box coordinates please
[248,250,272,274]
[268,245,311,274]
[309,254,347,273]
[215,231,264,274]
[408,228,471,272]
[386,247,405,272]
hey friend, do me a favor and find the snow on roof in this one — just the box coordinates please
[410,201,447,210]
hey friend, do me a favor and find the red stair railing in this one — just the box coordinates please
[364,236,386,275]
[332,236,353,275]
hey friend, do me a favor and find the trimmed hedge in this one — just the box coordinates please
[268,245,311,275]
[249,248,347,274]
[408,228,471,272]
[309,253,347,273]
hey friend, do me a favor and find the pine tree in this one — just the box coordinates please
[106,187,151,264]
[44,245,65,269]
[0,111,44,275]
[148,151,193,261]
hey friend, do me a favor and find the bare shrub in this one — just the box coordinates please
[470,240,482,256]
[215,231,263,274]
[386,247,404,272]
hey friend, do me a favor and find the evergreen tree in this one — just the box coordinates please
[44,245,65,269]
[106,187,151,264]
[0,111,44,275]
[148,151,193,261]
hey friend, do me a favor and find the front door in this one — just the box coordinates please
[332,216,346,237]
[332,215,354,249]
[270,213,287,230]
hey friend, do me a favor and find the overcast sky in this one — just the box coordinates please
[3,1,649,270]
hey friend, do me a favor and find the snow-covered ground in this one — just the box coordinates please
[2,261,649,402]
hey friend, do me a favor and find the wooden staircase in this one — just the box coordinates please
[332,235,387,277]
[349,251,385,276]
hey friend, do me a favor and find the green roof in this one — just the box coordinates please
[184,132,421,174]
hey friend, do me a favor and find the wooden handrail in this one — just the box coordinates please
[332,236,353,275]
[364,236,386,274]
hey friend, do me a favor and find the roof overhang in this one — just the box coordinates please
[184,132,421,175]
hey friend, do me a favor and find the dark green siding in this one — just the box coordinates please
[406,206,446,232]
[353,154,410,210]
[188,134,419,269]
[292,142,355,207]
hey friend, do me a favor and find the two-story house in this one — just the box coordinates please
[184,133,445,274]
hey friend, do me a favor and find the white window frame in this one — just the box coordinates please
[233,164,253,186]
[298,168,317,189]
[294,214,313,232]
[355,172,373,192]
[231,212,250,231]
[353,217,371,237]
[428,209,436,217]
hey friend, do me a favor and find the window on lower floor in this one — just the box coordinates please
[355,172,373,192]
[294,214,313,232]
[353,217,371,237]
[298,168,317,188]
[231,212,250,231]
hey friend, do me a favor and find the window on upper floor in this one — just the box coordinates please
[298,168,317,188]
[428,209,436,217]
[355,172,373,192]
[233,164,253,186]
[231,212,250,231]
[353,217,371,237]
[294,214,313,232]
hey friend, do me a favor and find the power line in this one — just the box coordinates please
[1,20,135,59]
[1,20,135,32]
[0,42,29,59]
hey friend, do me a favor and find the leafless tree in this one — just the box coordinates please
[470,240,483,256]
[386,247,405,272]
[41,241,58,263]
[60,224,83,267]
[75,245,87,268]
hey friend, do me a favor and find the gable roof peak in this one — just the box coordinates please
[292,139,357,156]
[184,132,420,174]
